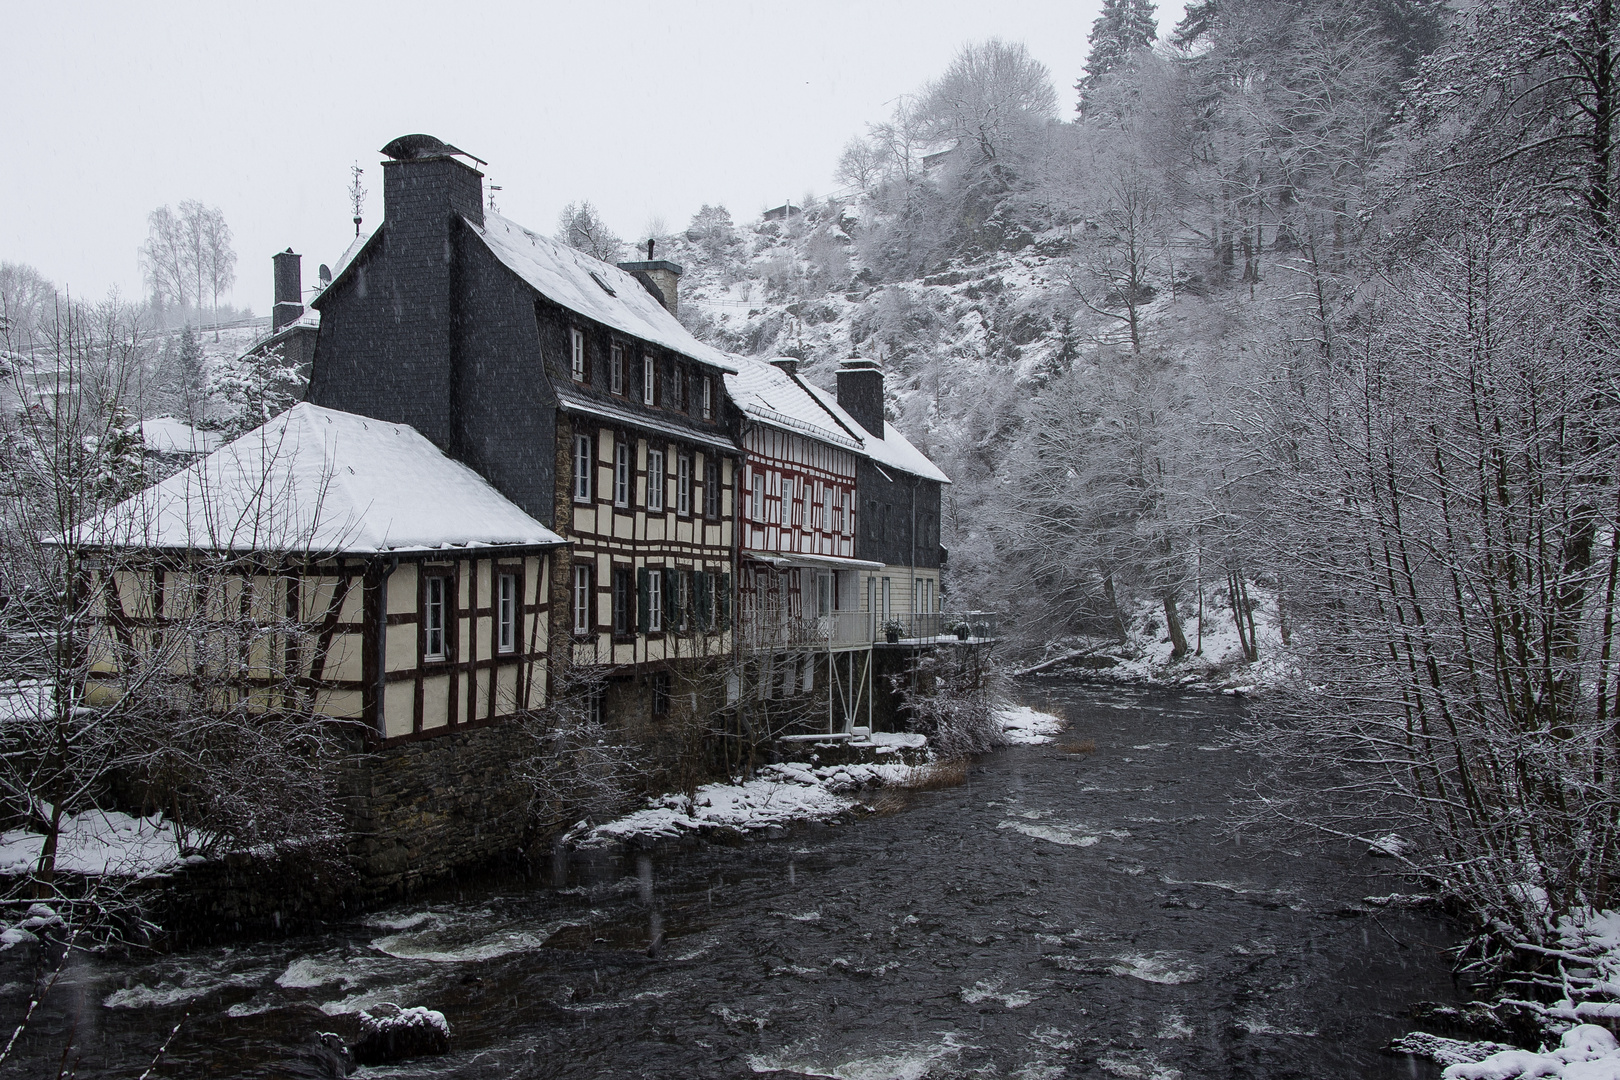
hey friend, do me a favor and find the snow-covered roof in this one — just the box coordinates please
[797,376,952,485]
[725,358,864,452]
[79,403,564,555]
[469,213,738,374]
[310,228,377,307]
[133,416,222,456]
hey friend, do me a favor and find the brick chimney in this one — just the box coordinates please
[836,357,884,439]
[619,240,682,315]
[272,248,303,331]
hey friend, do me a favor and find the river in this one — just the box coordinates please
[1,680,1460,1078]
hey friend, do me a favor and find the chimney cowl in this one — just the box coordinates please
[835,356,885,439]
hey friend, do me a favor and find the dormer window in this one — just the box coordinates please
[570,328,586,382]
[610,342,625,394]
[643,355,656,406]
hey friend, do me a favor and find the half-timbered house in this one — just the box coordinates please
[725,356,883,732]
[305,134,741,733]
[76,402,565,888]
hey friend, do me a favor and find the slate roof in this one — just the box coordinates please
[724,358,865,452]
[469,213,738,374]
[79,403,564,555]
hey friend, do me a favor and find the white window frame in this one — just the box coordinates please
[573,564,592,636]
[610,341,624,394]
[822,487,832,531]
[614,440,631,507]
[752,474,764,521]
[643,355,656,405]
[424,575,447,660]
[647,569,663,632]
[573,433,592,502]
[677,454,692,516]
[647,448,665,512]
[497,573,516,653]
[702,376,713,420]
[570,327,586,382]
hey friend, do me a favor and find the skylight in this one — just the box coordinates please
[588,271,616,296]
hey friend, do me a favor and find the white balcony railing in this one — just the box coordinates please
[736,610,997,651]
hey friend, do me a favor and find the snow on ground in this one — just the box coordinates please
[997,705,1065,744]
[0,809,182,878]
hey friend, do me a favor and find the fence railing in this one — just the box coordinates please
[736,610,997,651]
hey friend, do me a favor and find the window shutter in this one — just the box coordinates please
[719,572,732,630]
[694,571,710,627]
[664,569,680,628]
[637,568,650,634]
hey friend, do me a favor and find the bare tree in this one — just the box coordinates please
[556,201,625,263]
[835,137,883,195]
[140,206,190,311]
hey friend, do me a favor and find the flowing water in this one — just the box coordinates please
[1,680,1460,1078]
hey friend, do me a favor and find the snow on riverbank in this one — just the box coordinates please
[0,809,183,878]
[1437,1025,1620,1079]
[582,761,916,846]
[584,706,1063,845]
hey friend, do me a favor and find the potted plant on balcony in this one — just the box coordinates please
[882,619,905,644]
[953,621,971,641]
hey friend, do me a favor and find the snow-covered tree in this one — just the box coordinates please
[1077,0,1158,111]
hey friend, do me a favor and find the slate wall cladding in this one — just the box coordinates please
[308,155,485,453]
[855,459,943,569]
[451,234,558,525]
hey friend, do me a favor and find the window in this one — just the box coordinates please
[790,477,802,527]
[652,671,671,716]
[832,488,845,534]
[647,569,663,632]
[882,576,892,618]
[702,376,713,420]
[843,491,853,535]
[612,567,633,635]
[610,342,625,394]
[570,327,586,382]
[677,454,692,515]
[572,564,592,635]
[647,448,665,511]
[497,573,517,653]
[816,573,834,617]
[705,459,719,519]
[822,488,833,532]
[424,575,448,660]
[614,440,631,507]
[751,473,763,521]
[672,365,685,410]
[573,433,592,502]
[643,355,656,405]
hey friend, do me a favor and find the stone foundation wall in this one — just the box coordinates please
[340,721,534,899]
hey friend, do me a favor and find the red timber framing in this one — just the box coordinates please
[740,426,858,561]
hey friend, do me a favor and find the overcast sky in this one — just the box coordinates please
[6,1,1183,315]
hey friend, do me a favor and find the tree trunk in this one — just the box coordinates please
[1162,591,1188,659]
[1103,573,1128,641]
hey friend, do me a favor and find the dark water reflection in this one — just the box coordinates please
[1,681,1458,1078]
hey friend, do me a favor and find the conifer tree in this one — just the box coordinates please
[1077,0,1158,111]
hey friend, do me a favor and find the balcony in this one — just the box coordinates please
[736,610,997,651]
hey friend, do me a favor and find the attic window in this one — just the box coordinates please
[589,271,616,297]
